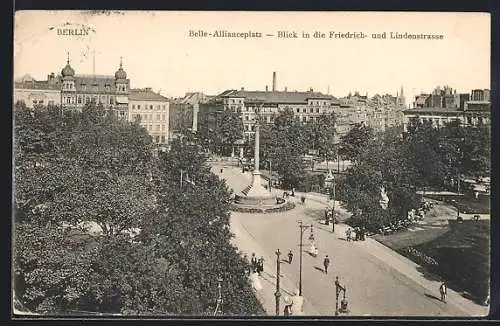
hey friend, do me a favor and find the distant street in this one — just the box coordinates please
[214,164,488,317]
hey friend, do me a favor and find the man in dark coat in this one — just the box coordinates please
[288,250,294,264]
[323,255,330,274]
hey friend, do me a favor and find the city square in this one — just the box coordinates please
[12,11,491,318]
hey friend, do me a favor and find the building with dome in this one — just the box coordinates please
[59,55,130,119]
[14,54,169,143]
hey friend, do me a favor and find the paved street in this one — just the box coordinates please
[213,164,489,317]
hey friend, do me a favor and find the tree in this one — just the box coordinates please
[338,123,374,162]
[338,127,420,231]
[245,108,309,189]
[198,108,244,156]
[303,112,337,166]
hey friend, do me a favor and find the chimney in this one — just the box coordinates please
[272,72,276,91]
[265,85,268,92]
[284,86,287,92]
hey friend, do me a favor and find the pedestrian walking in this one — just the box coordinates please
[257,256,264,276]
[301,195,306,205]
[251,253,257,273]
[346,228,352,242]
[439,282,447,303]
[323,255,330,274]
[288,249,294,264]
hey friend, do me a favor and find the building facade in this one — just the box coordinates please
[128,88,170,144]
[404,86,491,131]
[203,88,337,140]
[14,55,171,143]
[59,57,130,119]
[14,79,61,108]
[334,89,406,137]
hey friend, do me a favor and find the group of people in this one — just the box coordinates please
[249,253,265,276]
[345,226,365,241]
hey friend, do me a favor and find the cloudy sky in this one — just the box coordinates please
[14,11,490,103]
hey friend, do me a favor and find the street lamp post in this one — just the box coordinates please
[334,276,346,316]
[298,220,313,296]
[332,174,336,233]
[214,275,223,316]
[275,249,281,316]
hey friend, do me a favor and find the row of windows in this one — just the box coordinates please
[154,135,167,143]
[227,99,243,104]
[296,107,322,113]
[31,100,55,106]
[63,95,116,105]
[132,104,167,110]
[143,124,167,132]
[309,100,329,106]
[136,113,167,121]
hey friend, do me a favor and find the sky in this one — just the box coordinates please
[14,11,490,103]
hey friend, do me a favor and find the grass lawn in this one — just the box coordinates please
[377,219,490,304]
[424,194,490,214]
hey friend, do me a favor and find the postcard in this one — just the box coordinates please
[13,11,490,318]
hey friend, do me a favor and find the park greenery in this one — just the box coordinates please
[13,102,264,315]
[338,119,490,232]
[198,108,244,156]
[244,109,337,190]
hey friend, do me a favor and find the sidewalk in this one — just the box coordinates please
[295,191,489,316]
[230,214,321,316]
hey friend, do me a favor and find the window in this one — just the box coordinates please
[48,100,54,106]
[86,97,90,104]
[137,104,141,109]
[157,105,160,110]
[150,105,153,110]
[78,96,82,104]
[162,105,166,109]
[110,97,114,105]
[246,125,250,131]
[82,85,86,91]
[156,125,160,131]
[310,108,313,113]
[162,124,165,131]
[66,97,71,104]
[156,136,160,143]
[296,108,300,113]
[302,116,307,122]
[162,114,165,121]
[303,108,306,113]
[245,115,249,120]
[149,125,152,131]
[142,114,146,121]
[132,105,136,109]
[316,108,320,113]
[150,114,153,121]
[251,125,255,131]
[39,100,44,104]
[231,99,234,104]
[156,114,160,120]
[161,136,165,143]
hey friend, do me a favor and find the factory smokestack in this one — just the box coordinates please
[272,72,276,91]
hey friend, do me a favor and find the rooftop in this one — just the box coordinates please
[404,107,464,114]
[14,80,60,91]
[217,89,336,104]
[129,88,169,102]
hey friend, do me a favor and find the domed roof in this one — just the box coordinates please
[115,57,127,80]
[61,62,75,77]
